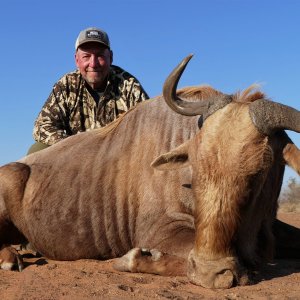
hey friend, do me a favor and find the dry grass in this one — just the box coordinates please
[278,201,300,213]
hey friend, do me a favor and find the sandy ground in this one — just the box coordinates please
[0,212,299,300]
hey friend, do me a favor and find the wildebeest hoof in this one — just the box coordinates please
[0,246,24,272]
[140,248,163,261]
[12,243,40,257]
[187,250,249,289]
[113,248,164,273]
[113,248,142,272]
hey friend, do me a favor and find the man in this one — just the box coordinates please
[28,27,149,153]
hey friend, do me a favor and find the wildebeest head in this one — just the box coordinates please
[152,55,300,288]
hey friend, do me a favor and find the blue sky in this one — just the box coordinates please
[1,0,300,185]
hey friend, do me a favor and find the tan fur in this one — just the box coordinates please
[190,104,272,258]
[177,84,265,103]
[283,142,300,174]
[233,84,266,103]
[177,85,223,100]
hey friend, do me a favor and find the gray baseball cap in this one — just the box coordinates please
[75,27,110,50]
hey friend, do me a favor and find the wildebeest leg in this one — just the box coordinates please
[113,248,187,276]
[0,246,24,271]
[273,219,300,258]
[0,162,31,271]
[0,203,26,271]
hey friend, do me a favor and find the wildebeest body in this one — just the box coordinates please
[1,97,198,260]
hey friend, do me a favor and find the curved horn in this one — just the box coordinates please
[249,99,300,135]
[163,55,232,116]
[163,54,210,116]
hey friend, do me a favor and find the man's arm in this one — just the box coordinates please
[33,81,70,146]
[125,75,149,108]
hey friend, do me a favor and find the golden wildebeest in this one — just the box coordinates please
[0,55,300,289]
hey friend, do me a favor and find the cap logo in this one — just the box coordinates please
[86,30,103,40]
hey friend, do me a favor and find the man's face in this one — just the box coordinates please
[75,42,112,90]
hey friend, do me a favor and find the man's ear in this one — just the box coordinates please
[151,140,191,170]
[110,50,113,64]
[75,52,79,68]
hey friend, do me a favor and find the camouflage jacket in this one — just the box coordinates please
[33,65,149,145]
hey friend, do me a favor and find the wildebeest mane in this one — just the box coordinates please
[95,84,266,138]
[177,84,266,103]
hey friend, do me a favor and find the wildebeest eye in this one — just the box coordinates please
[198,115,203,128]
[182,184,192,189]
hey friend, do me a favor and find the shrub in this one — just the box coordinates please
[279,178,300,212]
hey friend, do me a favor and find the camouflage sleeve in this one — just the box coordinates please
[33,80,70,146]
[124,76,149,108]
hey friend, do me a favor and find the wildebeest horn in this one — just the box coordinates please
[163,55,232,116]
[249,99,300,135]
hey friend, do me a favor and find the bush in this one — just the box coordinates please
[279,178,300,212]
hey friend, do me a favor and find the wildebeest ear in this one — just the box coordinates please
[151,141,190,170]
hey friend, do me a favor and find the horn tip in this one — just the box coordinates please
[181,54,194,68]
[187,53,194,60]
